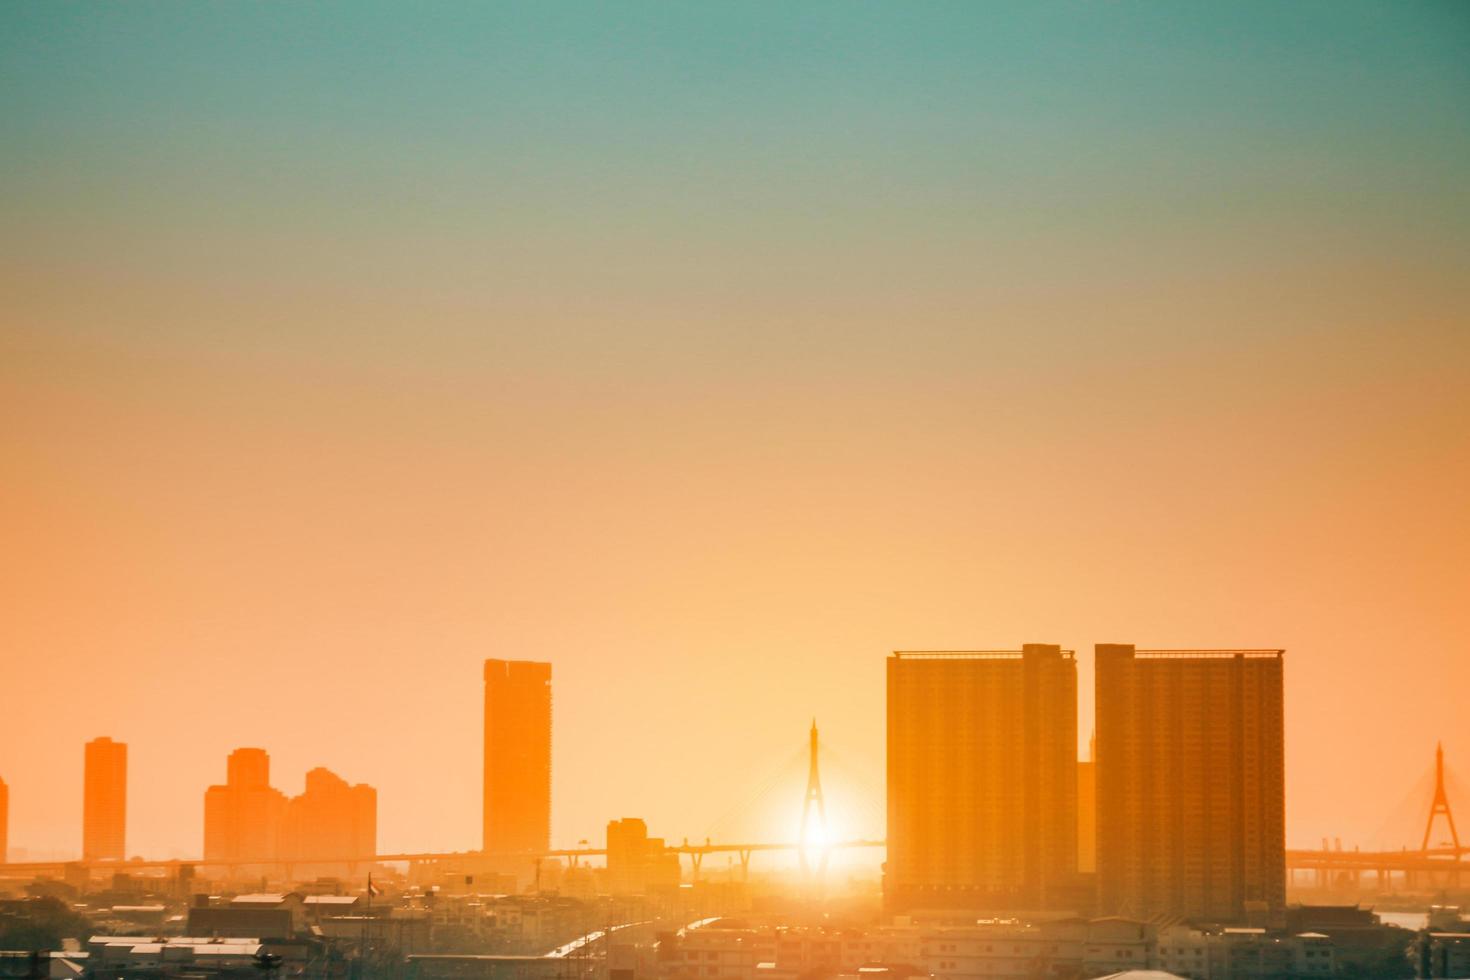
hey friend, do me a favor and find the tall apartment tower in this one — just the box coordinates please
[203,747,287,863]
[1095,645,1286,922]
[886,646,1077,911]
[483,659,552,854]
[83,737,127,861]
[280,767,377,866]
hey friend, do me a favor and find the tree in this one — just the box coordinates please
[0,897,89,952]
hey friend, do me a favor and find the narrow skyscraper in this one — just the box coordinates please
[1095,645,1286,922]
[886,646,1077,911]
[483,659,552,854]
[83,737,127,861]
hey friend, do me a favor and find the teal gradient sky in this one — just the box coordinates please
[2,4,1468,862]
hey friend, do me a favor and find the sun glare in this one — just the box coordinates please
[799,813,831,850]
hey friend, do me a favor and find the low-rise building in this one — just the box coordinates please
[1082,918,1154,977]
[660,920,774,980]
[1289,933,1334,977]
[407,954,598,980]
[82,935,310,979]
[186,892,304,938]
[1412,931,1470,979]
[1155,924,1221,979]
[304,894,363,920]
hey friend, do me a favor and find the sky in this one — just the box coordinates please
[2,2,1468,863]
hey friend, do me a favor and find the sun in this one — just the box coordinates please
[799,811,831,849]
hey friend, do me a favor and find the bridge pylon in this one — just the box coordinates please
[1421,742,1461,854]
[799,719,829,880]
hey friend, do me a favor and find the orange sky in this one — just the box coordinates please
[2,2,1468,862]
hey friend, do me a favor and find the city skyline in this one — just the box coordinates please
[3,1,1468,866]
[2,646,1461,870]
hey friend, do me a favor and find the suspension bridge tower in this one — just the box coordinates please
[800,719,829,878]
[1421,741,1461,853]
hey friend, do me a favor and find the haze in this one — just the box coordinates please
[2,2,1467,862]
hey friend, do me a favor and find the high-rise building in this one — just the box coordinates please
[228,747,271,789]
[606,817,681,895]
[279,767,377,866]
[886,646,1078,911]
[0,774,8,863]
[203,747,287,863]
[1095,645,1286,922]
[204,750,374,874]
[83,737,127,861]
[483,659,552,854]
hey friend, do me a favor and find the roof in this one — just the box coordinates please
[304,895,359,905]
[892,650,1076,660]
[231,893,291,905]
[90,937,261,947]
[408,955,556,962]
[89,940,265,958]
[1133,650,1283,659]
[45,956,86,980]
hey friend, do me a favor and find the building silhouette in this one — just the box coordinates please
[1095,644,1286,922]
[279,766,377,866]
[203,747,287,863]
[483,659,552,855]
[606,817,680,895]
[83,736,127,861]
[886,646,1077,911]
[204,750,376,871]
